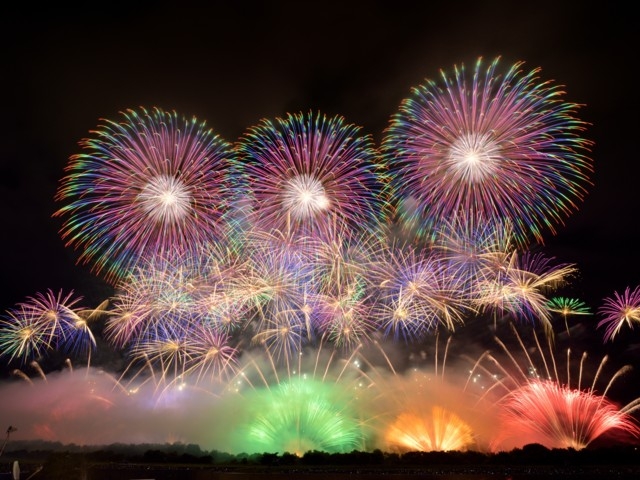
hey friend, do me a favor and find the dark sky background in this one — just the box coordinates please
[1,2,639,373]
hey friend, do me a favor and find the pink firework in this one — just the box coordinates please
[597,286,640,342]
[235,110,389,236]
[472,325,640,450]
[497,379,640,450]
[382,56,593,247]
[54,107,236,284]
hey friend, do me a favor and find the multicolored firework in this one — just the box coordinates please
[369,243,471,341]
[0,289,90,364]
[473,251,577,337]
[54,107,237,283]
[382,56,593,247]
[235,111,389,236]
[597,286,640,342]
[5,56,639,457]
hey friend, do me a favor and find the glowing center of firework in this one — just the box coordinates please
[138,174,192,223]
[448,133,501,183]
[394,307,408,320]
[282,174,330,220]
[19,327,34,340]
[384,407,475,452]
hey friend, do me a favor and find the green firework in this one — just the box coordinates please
[231,376,365,455]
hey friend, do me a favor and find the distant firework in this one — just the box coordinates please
[382,56,593,247]
[597,286,640,342]
[546,296,591,335]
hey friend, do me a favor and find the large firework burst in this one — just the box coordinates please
[382,56,593,247]
[235,110,390,236]
[222,346,371,455]
[471,325,640,450]
[54,107,237,283]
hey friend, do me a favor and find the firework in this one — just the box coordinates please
[355,335,496,453]
[474,251,577,337]
[0,289,90,364]
[105,251,201,350]
[498,378,640,450]
[241,233,317,362]
[369,242,471,341]
[432,212,515,297]
[382,56,593,247]
[597,286,640,342]
[546,296,592,335]
[235,110,389,236]
[54,107,237,283]
[222,346,372,455]
[469,324,640,450]
[0,307,51,364]
[383,407,475,452]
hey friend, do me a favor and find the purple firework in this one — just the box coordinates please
[597,286,640,342]
[235,110,390,236]
[0,289,90,364]
[382,56,594,247]
[54,107,237,284]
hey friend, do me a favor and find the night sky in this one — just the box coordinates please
[1,2,639,364]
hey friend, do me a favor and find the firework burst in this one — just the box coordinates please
[0,289,90,364]
[370,243,471,341]
[597,286,640,342]
[469,324,640,450]
[474,251,577,337]
[235,110,389,236]
[54,106,237,283]
[221,345,373,455]
[498,378,640,450]
[382,56,593,247]
[546,296,592,335]
[356,336,495,453]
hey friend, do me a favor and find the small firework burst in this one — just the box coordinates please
[0,290,89,364]
[474,251,577,337]
[597,286,640,342]
[546,296,592,335]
